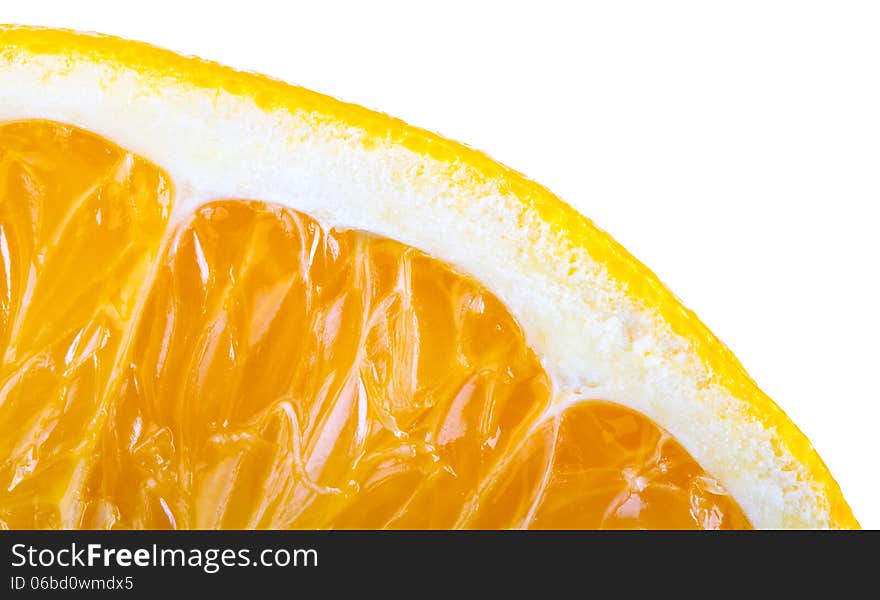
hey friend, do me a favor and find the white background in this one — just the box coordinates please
[6,1,878,528]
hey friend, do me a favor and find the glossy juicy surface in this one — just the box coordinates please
[0,120,751,529]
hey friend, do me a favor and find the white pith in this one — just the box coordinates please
[0,48,832,529]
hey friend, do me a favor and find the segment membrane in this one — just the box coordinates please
[0,121,750,529]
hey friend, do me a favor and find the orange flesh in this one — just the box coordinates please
[0,120,751,529]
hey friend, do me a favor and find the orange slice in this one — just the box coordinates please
[0,26,857,529]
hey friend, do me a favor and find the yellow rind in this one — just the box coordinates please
[0,25,857,528]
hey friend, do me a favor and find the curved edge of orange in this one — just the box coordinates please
[0,24,858,528]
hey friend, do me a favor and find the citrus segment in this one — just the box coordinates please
[84,199,552,529]
[0,120,172,528]
[469,402,751,529]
